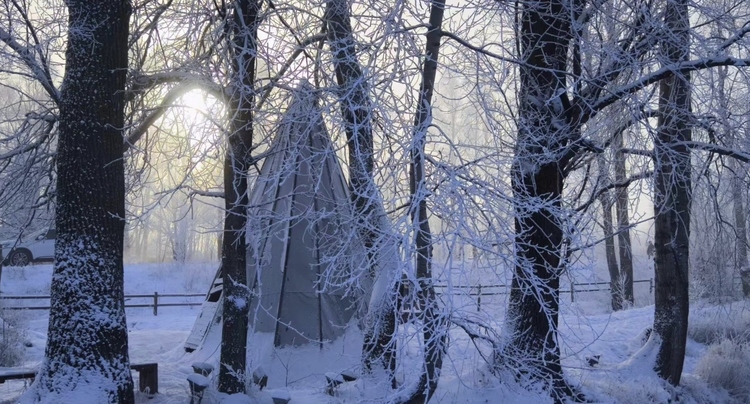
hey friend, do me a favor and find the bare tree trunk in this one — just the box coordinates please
[324,0,396,378]
[502,0,575,398]
[614,135,634,305]
[218,0,259,394]
[29,1,134,402]
[732,156,750,296]
[597,161,623,311]
[652,0,691,385]
[402,1,448,401]
[717,64,750,297]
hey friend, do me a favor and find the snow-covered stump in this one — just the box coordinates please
[270,388,290,404]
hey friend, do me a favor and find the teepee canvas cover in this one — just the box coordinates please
[184,84,366,352]
[245,85,365,346]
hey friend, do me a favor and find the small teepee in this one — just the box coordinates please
[247,83,367,346]
[185,83,366,351]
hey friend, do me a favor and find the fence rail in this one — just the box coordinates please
[1,279,655,315]
[0,292,205,315]
[434,278,653,311]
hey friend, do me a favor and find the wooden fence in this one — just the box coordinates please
[1,278,655,315]
[434,278,654,311]
[0,292,205,316]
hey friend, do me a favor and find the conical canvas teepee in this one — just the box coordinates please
[246,83,366,346]
[184,83,367,352]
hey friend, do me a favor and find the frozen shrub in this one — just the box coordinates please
[689,303,750,345]
[695,339,750,402]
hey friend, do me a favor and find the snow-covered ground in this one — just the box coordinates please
[0,262,746,403]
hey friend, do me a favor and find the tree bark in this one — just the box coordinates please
[324,0,396,378]
[732,156,750,296]
[652,0,691,385]
[597,160,623,311]
[28,1,134,402]
[218,0,258,394]
[403,0,448,401]
[614,133,635,305]
[502,0,573,396]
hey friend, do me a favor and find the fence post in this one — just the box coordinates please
[476,285,482,312]
[649,278,653,294]
[570,283,575,303]
[153,292,158,316]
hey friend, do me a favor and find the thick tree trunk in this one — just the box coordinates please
[403,1,448,402]
[28,1,134,403]
[502,0,573,397]
[218,0,258,394]
[324,0,397,379]
[652,0,691,385]
[614,136,634,305]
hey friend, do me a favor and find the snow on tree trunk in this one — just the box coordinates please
[501,0,573,396]
[23,1,135,403]
[402,0,448,401]
[324,0,397,379]
[652,0,691,385]
[218,0,258,394]
[362,230,399,387]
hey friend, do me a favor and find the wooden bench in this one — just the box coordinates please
[0,368,37,385]
[0,363,158,397]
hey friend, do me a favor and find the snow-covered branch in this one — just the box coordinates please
[575,170,653,212]
[127,72,224,102]
[0,27,59,104]
[684,141,750,163]
[589,56,750,120]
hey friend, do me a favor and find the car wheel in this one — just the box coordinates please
[9,250,32,266]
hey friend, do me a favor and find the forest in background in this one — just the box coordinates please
[1,0,750,402]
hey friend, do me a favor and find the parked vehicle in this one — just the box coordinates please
[0,228,56,266]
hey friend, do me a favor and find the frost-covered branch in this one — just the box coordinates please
[575,170,653,212]
[589,56,750,121]
[0,26,59,104]
[127,71,224,102]
[684,141,750,163]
